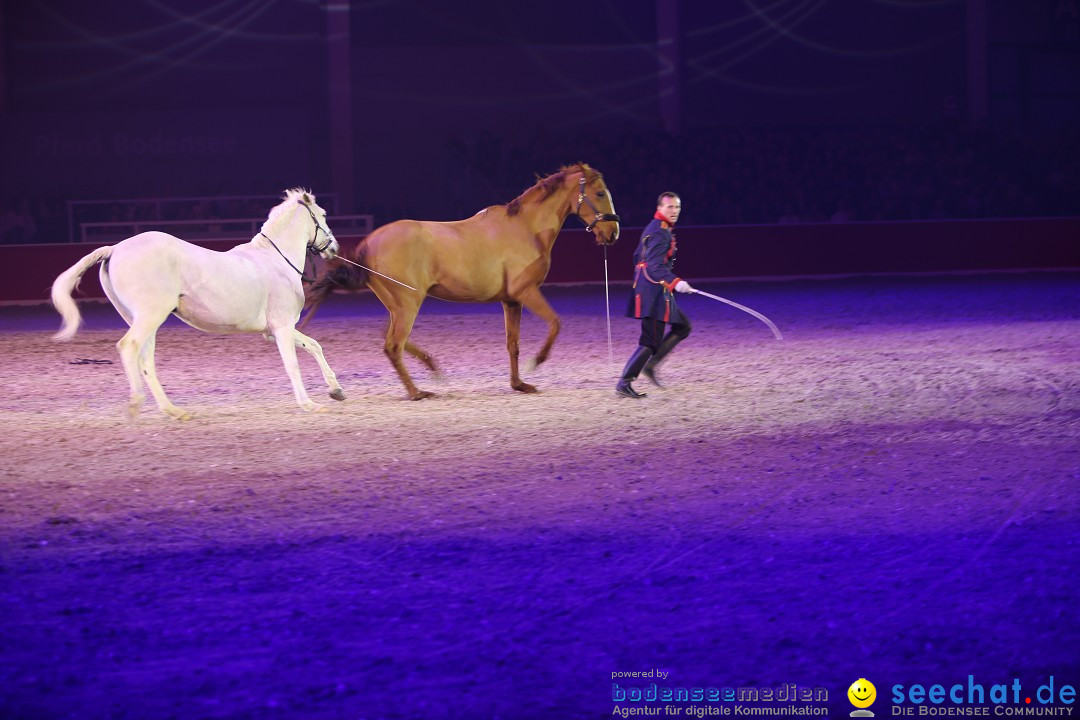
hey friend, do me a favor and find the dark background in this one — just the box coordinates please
[2,0,1078,236]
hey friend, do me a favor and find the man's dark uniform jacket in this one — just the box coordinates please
[626,216,687,324]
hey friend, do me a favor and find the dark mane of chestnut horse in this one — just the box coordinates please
[334,163,606,280]
[504,163,602,217]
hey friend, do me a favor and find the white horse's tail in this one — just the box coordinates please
[51,246,113,341]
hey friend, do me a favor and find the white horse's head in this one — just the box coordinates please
[265,188,340,261]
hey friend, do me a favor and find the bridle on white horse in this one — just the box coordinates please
[260,200,335,283]
[574,176,621,233]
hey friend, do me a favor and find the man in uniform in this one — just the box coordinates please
[616,192,695,399]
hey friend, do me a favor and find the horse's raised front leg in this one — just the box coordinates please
[516,286,561,371]
[272,327,325,412]
[293,329,345,401]
[502,301,535,394]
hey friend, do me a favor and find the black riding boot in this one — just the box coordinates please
[642,332,684,387]
[615,346,654,399]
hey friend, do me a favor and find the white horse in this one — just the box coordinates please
[52,188,345,420]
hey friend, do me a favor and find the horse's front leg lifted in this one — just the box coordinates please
[292,329,345,401]
[517,287,561,374]
[273,327,326,412]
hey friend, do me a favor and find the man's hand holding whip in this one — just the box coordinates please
[674,280,784,341]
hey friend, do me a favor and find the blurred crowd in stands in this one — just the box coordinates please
[0,196,297,245]
[0,198,61,245]
[451,123,1080,226]
[4,123,1078,244]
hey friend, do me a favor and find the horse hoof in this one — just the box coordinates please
[161,404,193,420]
[409,390,435,401]
[125,397,145,420]
[513,382,538,394]
[164,409,193,421]
[329,388,346,401]
[524,359,538,372]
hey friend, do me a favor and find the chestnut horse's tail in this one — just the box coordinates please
[300,242,370,328]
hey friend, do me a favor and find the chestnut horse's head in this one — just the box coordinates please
[572,164,620,246]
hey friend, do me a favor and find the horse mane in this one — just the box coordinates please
[505,163,601,217]
[262,188,314,231]
[284,187,315,205]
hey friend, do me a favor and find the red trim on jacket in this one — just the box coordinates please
[654,210,676,226]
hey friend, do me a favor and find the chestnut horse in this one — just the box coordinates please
[303,163,620,399]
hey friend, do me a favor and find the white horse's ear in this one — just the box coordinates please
[301,192,312,205]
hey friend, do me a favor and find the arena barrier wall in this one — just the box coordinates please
[3,217,1077,305]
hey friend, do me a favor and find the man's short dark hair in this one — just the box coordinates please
[657,192,680,206]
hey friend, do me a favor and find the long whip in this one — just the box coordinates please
[690,289,784,341]
[334,255,420,292]
[603,245,613,364]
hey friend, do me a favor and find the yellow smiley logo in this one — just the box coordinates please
[848,679,877,708]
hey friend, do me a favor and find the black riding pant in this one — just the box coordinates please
[638,317,691,354]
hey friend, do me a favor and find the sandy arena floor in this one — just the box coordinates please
[0,274,1077,719]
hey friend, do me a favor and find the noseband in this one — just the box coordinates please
[575,177,621,232]
[259,200,337,283]
[298,202,335,255]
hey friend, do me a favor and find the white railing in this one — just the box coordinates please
[66,193,340,243]
[79,214,374,243]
